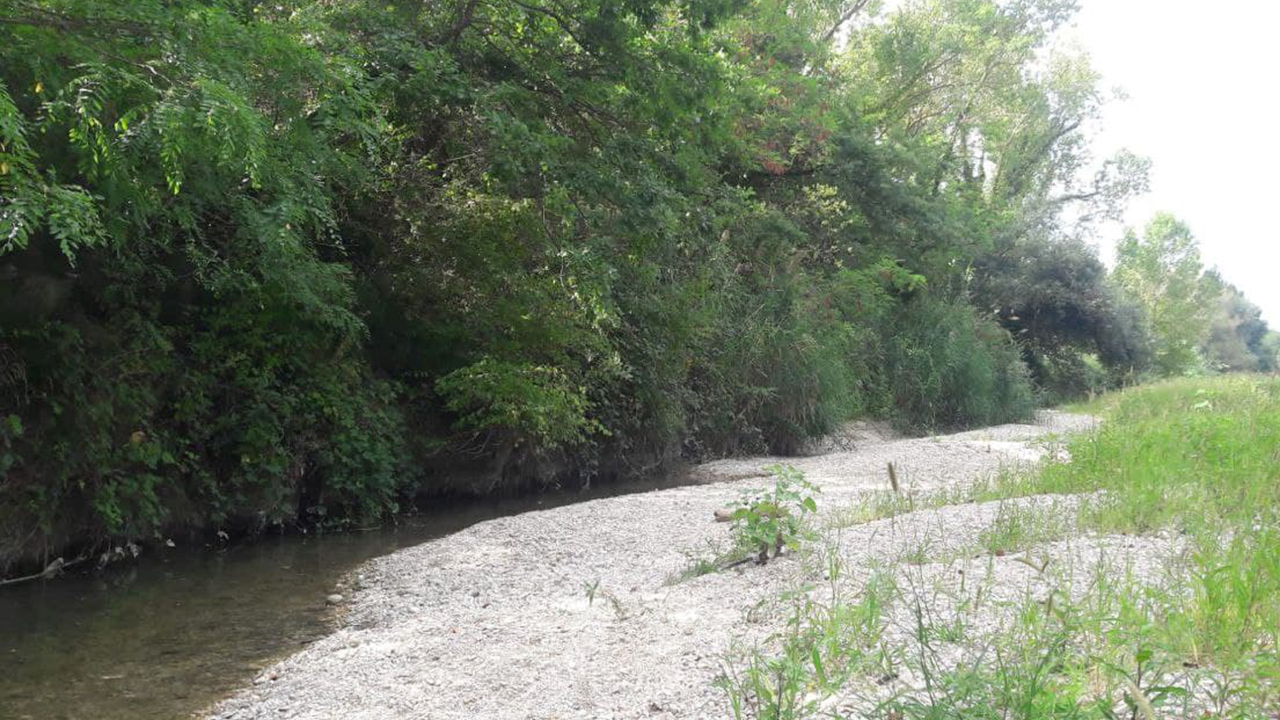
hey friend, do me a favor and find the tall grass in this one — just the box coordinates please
[1029,377,1280,531]
[881,299,1037,431]
[721,376,1280,718]
[980,377,1280,711]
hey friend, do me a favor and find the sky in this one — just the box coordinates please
[1069,0,1280,323]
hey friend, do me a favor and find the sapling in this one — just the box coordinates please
[729,465,819,565]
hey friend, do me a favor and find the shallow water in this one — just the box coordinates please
[0,475,702,720]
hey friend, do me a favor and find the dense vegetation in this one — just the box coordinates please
[0,0,1272,572]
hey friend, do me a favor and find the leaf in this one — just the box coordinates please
[810,647,827,687]
[1145,685,1189,699]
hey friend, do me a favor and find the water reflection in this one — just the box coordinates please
[0,473,702,719]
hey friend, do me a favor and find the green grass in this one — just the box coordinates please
[718,561,896,720]
[976,500,1075,557]
[720,376,1280,718]
[1029,376,1280,532]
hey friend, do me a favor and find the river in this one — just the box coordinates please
[0,473,703,720]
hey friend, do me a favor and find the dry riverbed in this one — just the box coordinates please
[208,412,1111,720]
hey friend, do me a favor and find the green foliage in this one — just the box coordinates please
[974,234,1155,398]
[0,0,402,567]
[1200,273,1273,373]
[1021,377,1280,538]
[720,568,894,720]
[1260,331,1280,373]
[0,0,1230,571]
[436,359,603,448]
[1113,214,1215,377]
[991,377,1280,713]
[881,297,1037,430]
[1032,351,1112,405]
[724,377,1280,719]
[729,465,820,565]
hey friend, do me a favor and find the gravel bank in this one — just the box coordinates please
[207,412,1101,720]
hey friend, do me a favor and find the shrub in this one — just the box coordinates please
[1029,350,1111,405]
[729,465,820,564]
[882,297,1036,430]
[435,358,603,449]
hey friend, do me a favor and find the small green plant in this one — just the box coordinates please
[718,566,895,720]
[579,578,629,619]
[730,465,820,565]
[582,578,601,606]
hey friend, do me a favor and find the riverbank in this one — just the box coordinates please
[207,411,1094,719]
[0,470,748,720]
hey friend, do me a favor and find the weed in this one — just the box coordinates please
[582,578,601,606]
[668,539,754,585]
[719,377,1280,718]
[977,501,1073,557]
[719,564,896,720]
[728,465,820,566]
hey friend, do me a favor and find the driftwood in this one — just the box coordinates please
[0,555,86,587]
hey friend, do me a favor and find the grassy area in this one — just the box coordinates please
[720,376,1280,718]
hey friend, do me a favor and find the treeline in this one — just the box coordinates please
[0,0,1268,571]
[1114,214,1277,379]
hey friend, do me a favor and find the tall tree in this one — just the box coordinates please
[1113,213,1214,376]
[1200,272,1272,372]
[0,0,1166,571]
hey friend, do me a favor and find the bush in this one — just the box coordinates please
[0,288,412,570]
[881,298,1036,430]
[0,0,1105,573]
[1029,351,1111,405]
[728,465,819,565]
[436,359,603,449]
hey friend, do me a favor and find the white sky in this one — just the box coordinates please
[1070,0,1280,323]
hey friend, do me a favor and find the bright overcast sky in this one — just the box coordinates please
[1070,0,1280,323]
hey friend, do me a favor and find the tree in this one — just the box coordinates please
[1113,214,1214,376]
[1200,272,1272,373]
[1259,332,1280,373]
[0,0,1171,571]
[972,233,1152,395]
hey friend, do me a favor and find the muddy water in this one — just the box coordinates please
[0,475,704,719]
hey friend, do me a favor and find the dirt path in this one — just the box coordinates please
[207,412,1096,720]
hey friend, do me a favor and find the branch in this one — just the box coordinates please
[1047,190,1101,206]
[441,0,481,46]
[509,0,591,53]
[821,0,872,44]
[0,3,151,37]
[0,555,87,587]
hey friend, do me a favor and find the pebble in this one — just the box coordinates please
[210,412,1104,720]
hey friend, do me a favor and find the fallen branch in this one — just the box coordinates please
[0,555,87,587]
